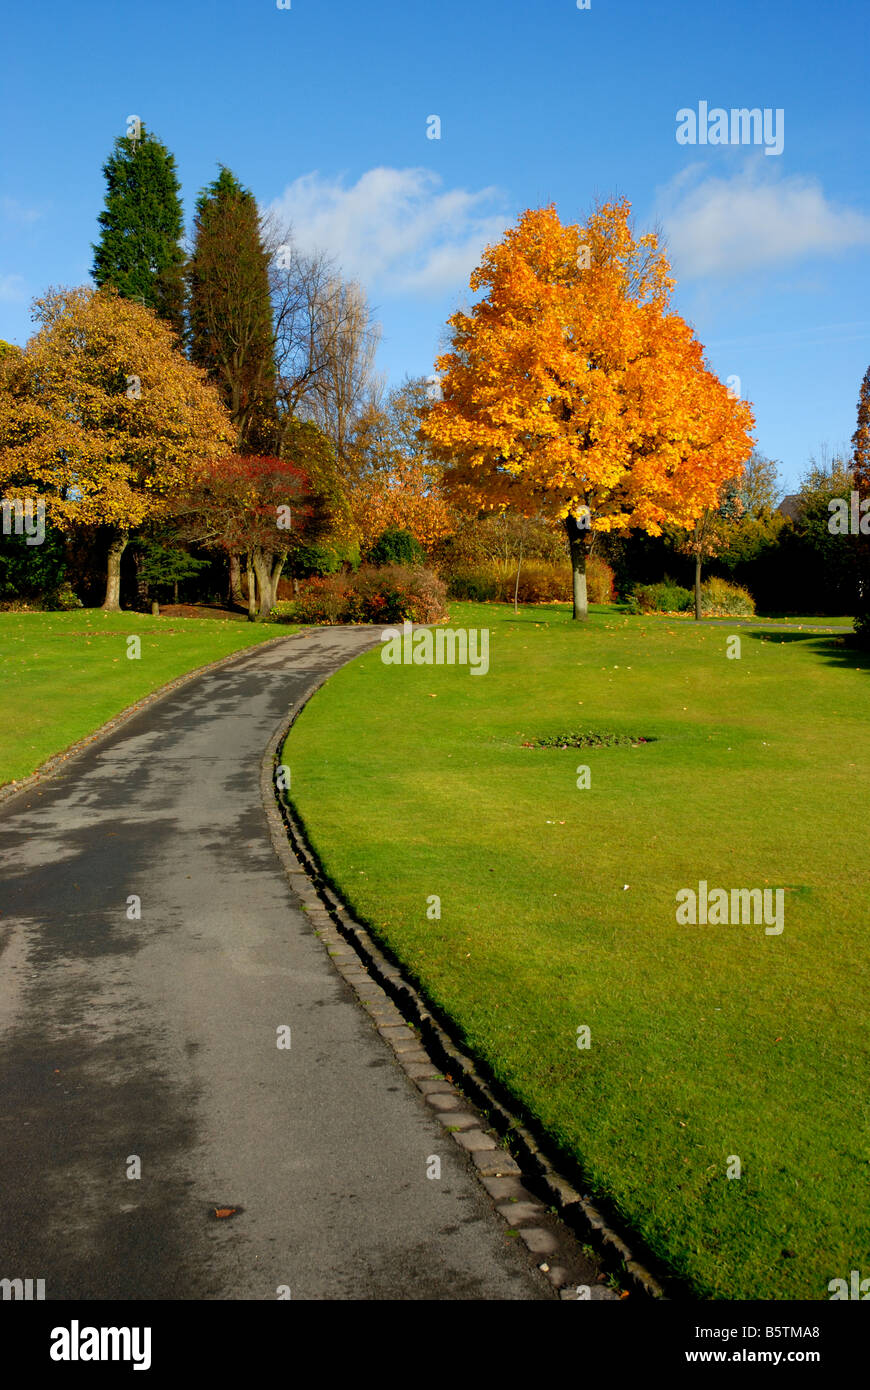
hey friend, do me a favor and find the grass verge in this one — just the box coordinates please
[0,608,293,787]
[284,600,869,1299]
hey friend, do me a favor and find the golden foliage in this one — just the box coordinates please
[0,286,233,531]
[421,200,755,537]
[344,387,454,551]
[350,461,454,551]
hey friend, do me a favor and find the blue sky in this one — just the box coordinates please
[2,0,867,488]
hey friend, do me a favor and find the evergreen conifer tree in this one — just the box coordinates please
[187,167,277,453]
[91,123,186,336]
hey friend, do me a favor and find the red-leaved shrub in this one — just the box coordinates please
[289,565,447,625]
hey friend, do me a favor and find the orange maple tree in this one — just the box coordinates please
[421,200,755,618]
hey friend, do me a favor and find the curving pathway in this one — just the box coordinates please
[0,628,551,1300]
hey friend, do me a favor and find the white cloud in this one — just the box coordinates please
[706,321,870,351]
[657,164,870,278]
[2,198,41,226]
[0,274,27,302]
[267,167,508,295]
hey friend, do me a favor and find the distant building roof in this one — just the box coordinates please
[777,494,802,521]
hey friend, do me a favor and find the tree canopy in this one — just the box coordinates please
[0,286,232,607]
[91,124,186,337]
[421,199,755,617]
[187,167,277,453]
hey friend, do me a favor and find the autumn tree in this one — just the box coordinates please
[265,236,351,443]
[280,416,352,555]
[187,167,277,454]
[421,200,755,619]
[676,478,744,619]
[184,454,315,619]
[0,345,69,603]
[0,287,232,609]
[298,277,380,472]
[91,123,186,337]
[853,367,870,487]
[737,449,783,517]
[346,377,453,552]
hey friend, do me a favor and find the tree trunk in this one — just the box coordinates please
[173,579,179,605]
[102,528,129,611]
[246,553,258,621]
[132,548,149,609]
[565,516,591,621]
[251,548,284,620]
[228,553,244,607]
[692,511,710,621]
[513,538,524,614]
[252,549,269,621]
[266,553,285,616]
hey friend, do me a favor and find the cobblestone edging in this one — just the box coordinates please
[261,671,675,1303]
[0,630,301,810]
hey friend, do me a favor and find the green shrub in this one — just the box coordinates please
[700,577,755,616]
[629,576,756,616]
[0,521,67,600]
[367,528,425,567]
[0,576,81,612]
[288,543,344,578]
[45,582,83,611]
[630,580,693,614]
[446,566,499,602]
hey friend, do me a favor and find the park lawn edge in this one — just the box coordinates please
[282,599,870,1300]
[0,610,297,796]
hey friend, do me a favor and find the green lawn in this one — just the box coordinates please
[284,600,870,1300]
[752,614,852,626]
[0,609,291,787]
[621,609,852,627]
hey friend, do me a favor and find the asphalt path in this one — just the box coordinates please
[0,628,549,1300]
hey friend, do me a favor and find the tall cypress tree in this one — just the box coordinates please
[187,167,277,454]
[91,124,186,337]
